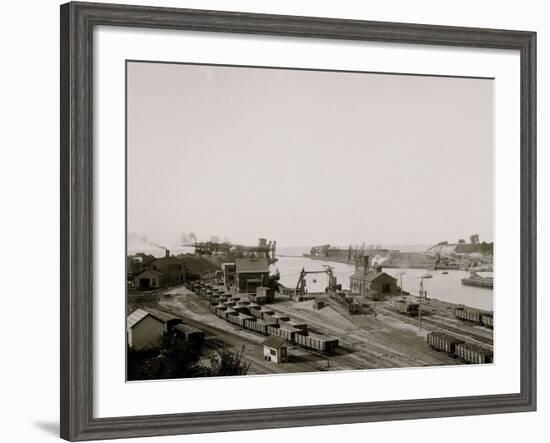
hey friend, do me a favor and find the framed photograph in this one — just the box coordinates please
[60,1,536,441]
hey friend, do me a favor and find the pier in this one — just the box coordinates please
[461,272,493,289]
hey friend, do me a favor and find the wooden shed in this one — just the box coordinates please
[127,309,165,350]
[263,336,288,364]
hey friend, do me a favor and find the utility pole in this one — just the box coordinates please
[399,272,405,297]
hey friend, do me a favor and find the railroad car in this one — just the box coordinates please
[427,331,464,353]
[260,309,275,318]
[454,342,493,364]
[273,314,290,324]
[249,307,263,319]
[266,325,294,341]
[480,313,494,329]
[262,313,277,324]
[293,333,339,355]
[244,319,268,335]
[454,306,481,323]
[455,306,494,329]
[172,324,205,347]
[280,321,308,334]
[394,299,420,316]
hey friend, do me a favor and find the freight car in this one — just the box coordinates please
[427,331,464,354]
[394,299,420,316]
[262,313,278,324]
[480,313,494,329]
[293,333,339,355]
[266,325,296,341]
[260,309,275,320]
[210,299,339,355]
[454,342,493,364]
[172,324,205,348]
[454,306,481,323]
[274,314,290,324]
[244,319,268,335]
[279,320,308,334]
[455,306,493,329]
[249,307,263,319]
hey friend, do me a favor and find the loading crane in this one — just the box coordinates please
[295,265,337,295]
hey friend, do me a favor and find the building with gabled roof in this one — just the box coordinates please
[133,249,186,290]
[127,308,183,349]
[350,256,397,298]
[127,309,166,350]
[263,336,288,363]
[235,258,269,295]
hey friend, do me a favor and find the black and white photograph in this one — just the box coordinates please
[126,61,495,380]
[1,0,543,442]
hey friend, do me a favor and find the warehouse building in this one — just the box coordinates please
[133,249,186,290]
[127,309,166,350]
[127,308,184,349]
[235,258,269,294]
[350,256,397,298]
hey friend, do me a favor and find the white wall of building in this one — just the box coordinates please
[129,316,165,350]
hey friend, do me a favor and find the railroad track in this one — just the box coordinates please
[376,306,493,347]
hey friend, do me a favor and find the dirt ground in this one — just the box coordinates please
[129,284,493,375]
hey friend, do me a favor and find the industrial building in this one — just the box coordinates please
[235,258,270,294]
[133,249,186,290]
[349,256,398,298]
[221,262,236,288]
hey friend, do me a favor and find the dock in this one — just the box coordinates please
[461,272,493,289]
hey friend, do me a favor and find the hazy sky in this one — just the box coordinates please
[127,61,493,248]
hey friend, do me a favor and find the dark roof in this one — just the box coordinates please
[134,268,165,277]
[149,256,185,267]
[173,324,205,335]
[143,307,181,323]
[350,270,395,282]
[235,258,269,273]
[263,336,287,348]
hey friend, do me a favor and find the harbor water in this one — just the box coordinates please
[274,247,493,311]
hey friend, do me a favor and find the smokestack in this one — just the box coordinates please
[363,256,370,275]
[165,249,170,258]
[376,266,382,273]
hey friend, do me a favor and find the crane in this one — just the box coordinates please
[295,265,337,296]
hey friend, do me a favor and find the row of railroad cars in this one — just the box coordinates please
[208,303,339,355]
[427,331,493,364]
[454,306,493,329]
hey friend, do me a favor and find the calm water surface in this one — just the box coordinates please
[274,247,493,311]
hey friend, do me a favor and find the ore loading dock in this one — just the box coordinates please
[127,236,492,375]
[130,278,493,374]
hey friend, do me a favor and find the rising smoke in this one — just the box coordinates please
[129,233,167,251]
[179,232,197,245]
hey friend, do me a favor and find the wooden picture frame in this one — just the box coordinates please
[60,1,536,440]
